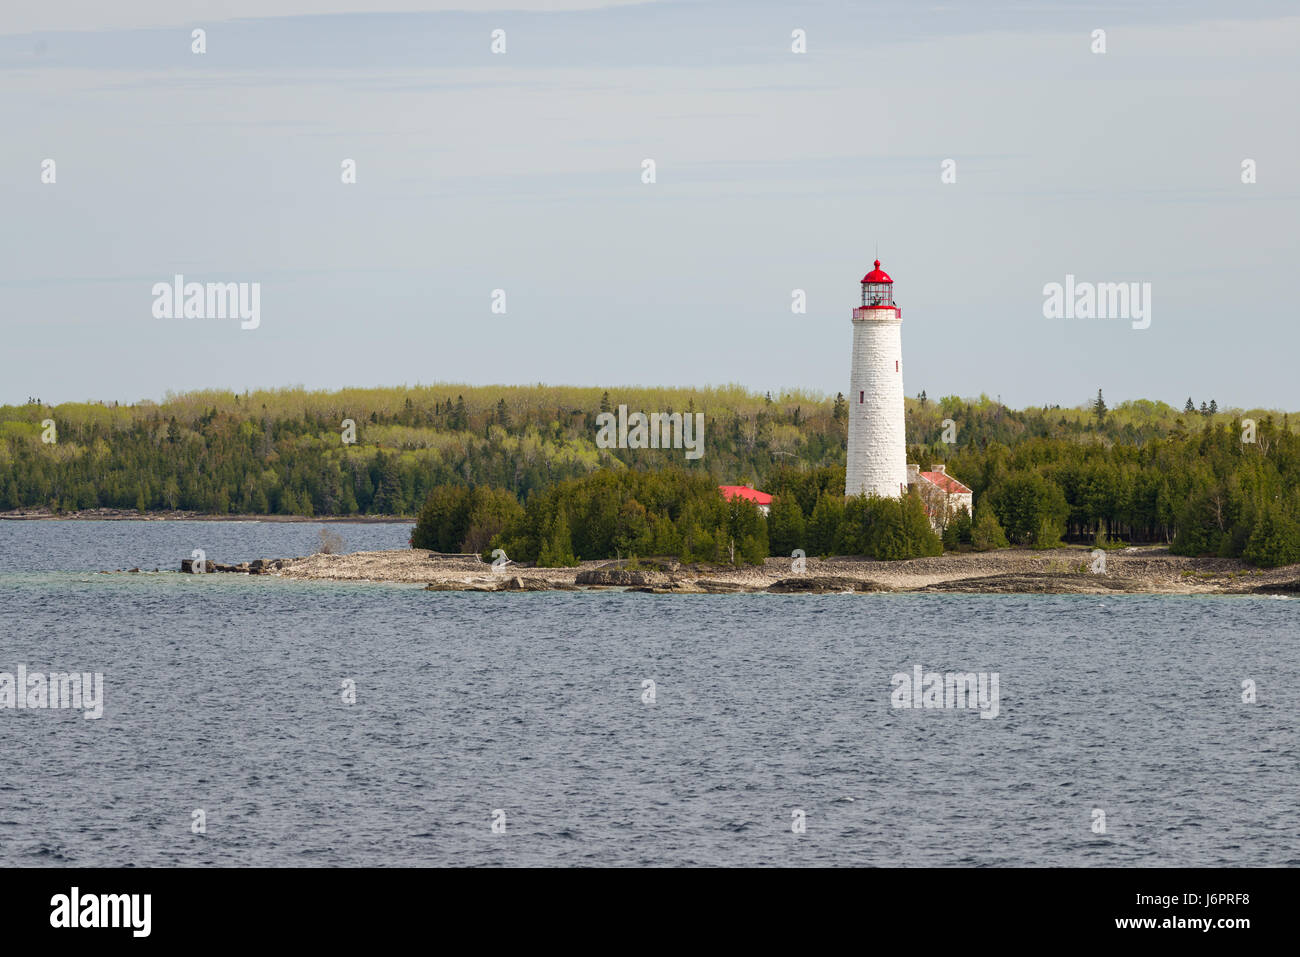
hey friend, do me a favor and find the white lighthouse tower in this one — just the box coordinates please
[845,259,908,499]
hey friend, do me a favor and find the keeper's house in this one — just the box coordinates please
[718,485,773,517]
[907,464,973,529]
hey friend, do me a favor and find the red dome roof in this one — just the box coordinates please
[861,259,893,284]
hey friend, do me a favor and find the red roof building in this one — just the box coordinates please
[918,468,972,496]
[718,485,773,515]
[906,464,973,532]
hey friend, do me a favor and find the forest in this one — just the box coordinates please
[4,385,1300,565]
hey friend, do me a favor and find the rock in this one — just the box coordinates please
[629,580,707,594]
[180,559,216,573]
[575,568,672,587]
[500,576,552,591]
[920,573,1142,594]
[695,580,758,593]
[767,576,888,593]
[1249,579,1300,595]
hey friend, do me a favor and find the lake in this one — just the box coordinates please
[0,520,1296,866]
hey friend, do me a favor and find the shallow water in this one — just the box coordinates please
[0,521,1296,866]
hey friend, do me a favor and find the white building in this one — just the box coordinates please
[907,464,974,531]
[845,260,908,498]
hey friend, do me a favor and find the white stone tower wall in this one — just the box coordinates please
[845,313,907,498]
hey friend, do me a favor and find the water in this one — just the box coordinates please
[0,520,1296,866]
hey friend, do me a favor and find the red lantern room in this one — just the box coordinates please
[860,259,894,307]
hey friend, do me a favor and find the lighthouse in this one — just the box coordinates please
[845,259,908,499]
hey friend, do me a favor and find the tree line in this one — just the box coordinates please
[4,386,1299,566]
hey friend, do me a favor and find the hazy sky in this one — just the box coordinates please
[2,1,1297,409]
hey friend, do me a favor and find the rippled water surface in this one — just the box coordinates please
[1,521,1296,866]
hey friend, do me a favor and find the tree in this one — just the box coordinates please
[462,487,524,554]
[537,506,578,567]
[725,495,769,565]
[970,503,1008,551]
[1092,389,1107,426]
[807,491,845,556]
[943,506,973,549]
[832,392,847,424]
[892,492,943,559]
[835,494,872,555]
[411,485,471,551]
[1184,398,1195,414]
[1209,399,1218,416]
[1243,504,1300,568]
[371,454,405,514]
[990,472,1069,546]
[766,494,806,557]
[614,498,652,557]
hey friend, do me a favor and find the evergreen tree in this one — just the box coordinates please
[969,503,1008,551]
[1184,397,1195,414]
[807,491,846,556]
[1243,504,1300,568]
[537,507,578,567]
[832,392,848,424]
[766,494,806,557]
[943,506,973,549]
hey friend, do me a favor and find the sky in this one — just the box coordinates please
[2,0,1297,410]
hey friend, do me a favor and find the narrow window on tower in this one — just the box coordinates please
[859,391,864,404]
[895,360,899,372]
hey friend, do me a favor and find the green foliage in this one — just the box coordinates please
[5,386,1300,569]
[943,506,974,549]
[830,492,942,560]
[970,503,1009,551]
[411,485,522,553]
[726,493,769,566]
[806,491,846,557]
[766,494,806,558]
[1243,504,1300,568]
[411,485,470,551]
[989,472,1069,546]
[536,506,579,567]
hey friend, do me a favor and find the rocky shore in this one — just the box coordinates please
[164,546,1300,596]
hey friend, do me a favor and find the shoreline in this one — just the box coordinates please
[0,509,411,524]
[202,546,1300,596]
